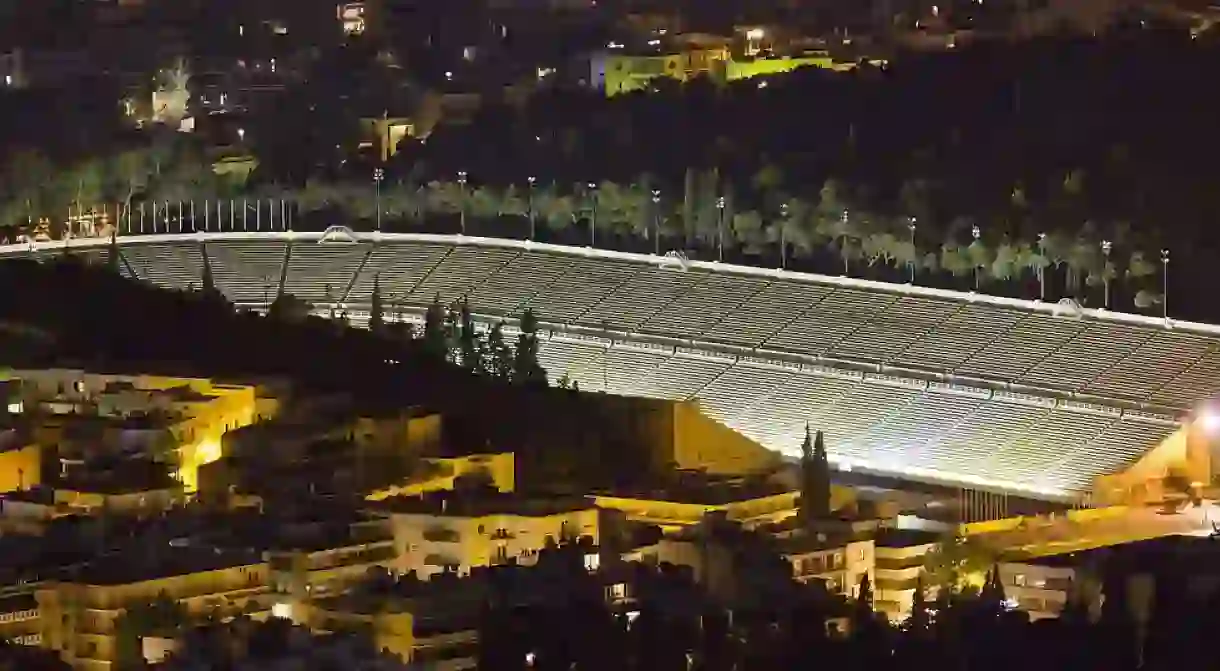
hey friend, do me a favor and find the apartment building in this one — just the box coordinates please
[37,547,268,670]
[375,491,600,579]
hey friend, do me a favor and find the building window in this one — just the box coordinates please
[1014,574,1026,587]
[583,553,600,572]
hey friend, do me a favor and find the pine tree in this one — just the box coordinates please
[909,573,930,632]
[106,232,121,274]
[979,564,1006,612]
[369,274,384,335]
[856,574,873,611]
[513,308,547,386]
[324,284,336,320]
[443,301,460,363]
[201,246,216,295]
[488,323,514,379]
[457,297,480,371]
[422,294,447,360]
[198,244,228,308]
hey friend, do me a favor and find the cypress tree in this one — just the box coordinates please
[443,301,460,363]
[857,574,874,611]
[106,232,121,274]
[980,564,1007,612]
[909,573,930,632]
[201,246,216,295]
[369,274,384,335]
[513,308,547,385]
[799,427,832,525]
[422,294,447,360]
[457,297,480,371]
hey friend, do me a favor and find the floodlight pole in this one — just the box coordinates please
[908,217,917,284]
[1037,232,1047,301]
[1161,249,1170,319]
[651,189,661,256]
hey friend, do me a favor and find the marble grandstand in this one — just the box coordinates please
[6,230,1219,500]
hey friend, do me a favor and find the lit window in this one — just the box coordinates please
[1014,574,1026,587]
[6,402,21,414]
[583,553,600,571]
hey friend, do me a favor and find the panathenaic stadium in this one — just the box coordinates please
[8,226,1219,503]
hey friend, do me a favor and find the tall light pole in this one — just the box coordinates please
[373,167,384,232]
[526,176,536,241]
[779,202,789,270]
[1037,232,1047,301]
[716,196,726,262]
[971,224,982,291]
[1161,248,1170,319]
[840,209,850,276]
[586,182,598,248]
[1101,239,1112,310]
[907,216,917,284]
[457,171,468,234]
[651,189,661,256]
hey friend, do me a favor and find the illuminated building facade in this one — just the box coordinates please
[37,549,268,670]
[379,492,600,579]
[0,369,273,493]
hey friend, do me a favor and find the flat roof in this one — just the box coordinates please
[874,528,942,548]
[596,473,791,506]
[370,490,594,518]
[61,545,263,586]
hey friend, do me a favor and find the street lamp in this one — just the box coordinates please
[779,202,789,270]
[237,128,245,145]
[1161,248,1170,320]
[526,176,536,241]
[907,217,917,284]
[716,196,726,262]
[651,189,661,256]
[373,167,384,232]
[586,182,598,248]
[840,209,851,276]
[1037,232,1047,301]
[457,171,468,234]
[1101,239,1112,310]
[971,224,982,292]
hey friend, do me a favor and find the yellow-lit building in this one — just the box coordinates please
[375,492,600,579]
[0,369,271,493]
[366,453,516,501]
[36,548,268,670]
[0,590,41,648]
[601,47,730,96]
[591,471,853,531]
[0,440,40,493]
[599,47,882,97]
[267,513,398,602]
[872,529,940,622]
